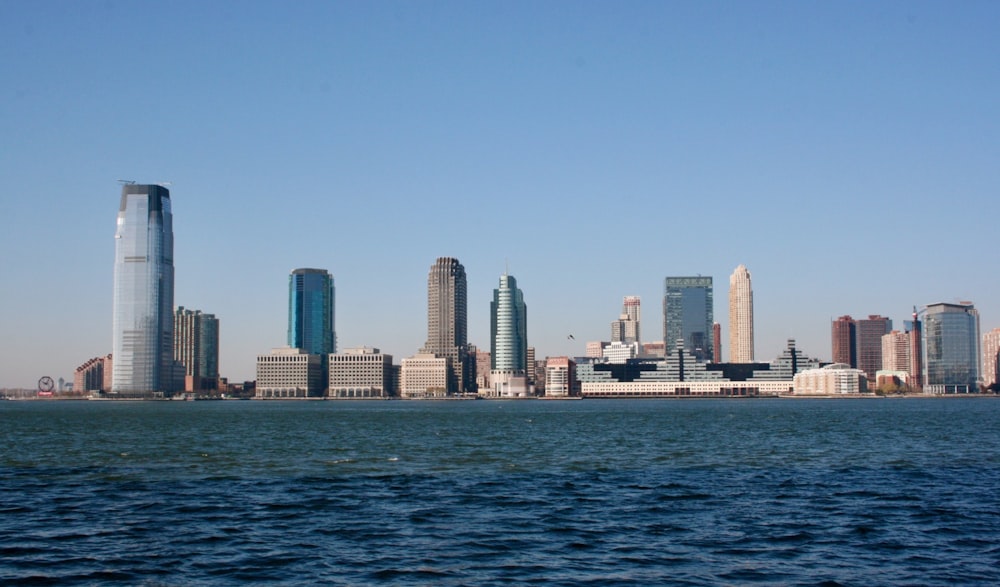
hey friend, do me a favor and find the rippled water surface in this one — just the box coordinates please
[2,398,999,585]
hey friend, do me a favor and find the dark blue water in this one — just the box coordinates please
[2,398,999,585]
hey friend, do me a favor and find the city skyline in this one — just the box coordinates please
[2,3,999,387]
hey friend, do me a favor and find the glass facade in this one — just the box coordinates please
[490,274,527,371]
[288,269,336,356]
[112,184,174,394]
[663,277,714,362]
[173,307,219,384]
[923,302,980,393]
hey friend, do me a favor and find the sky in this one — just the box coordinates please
[2,1,999,388]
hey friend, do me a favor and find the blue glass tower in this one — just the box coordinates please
[923,302,980,393]
[490,273,527,372]
[112,184,174,394]
[663,276,714,362]
[288,268,336,355]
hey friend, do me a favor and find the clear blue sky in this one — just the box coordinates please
[2,1,998,388]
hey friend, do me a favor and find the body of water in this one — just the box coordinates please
[1,398,999,585]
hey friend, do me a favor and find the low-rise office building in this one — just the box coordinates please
[256,347,324,398]
[328,347,395,399]
[400,353,449,398]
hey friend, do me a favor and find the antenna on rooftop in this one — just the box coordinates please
[157,181,172,187]
[117,179,136,185]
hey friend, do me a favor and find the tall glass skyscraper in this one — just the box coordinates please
[288,268,336,355]
[922,302,980,394]
[663,276,713,362]
[491,273,527,372]
[112,184,174,394]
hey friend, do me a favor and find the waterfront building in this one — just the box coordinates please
[533,357,547,394]
[831,316,857,367]
[663,276,713,362]
[922,302,980,394]
[489,272,529,397]
[576,339,817,397]
[112,183,175,396]
[255,347,324,398]
[544,357,576,397]
[728,265,754,363]
[875,370,910,392]
[527,347,537,387]
[328,347,394,399]
[582,378,793,398]
[74,354,112,393]
[474,349,492,390]
[637,342,725,382]
[909,310,924,390]
[173,306,219,391]
[856,315,891,382]
[288,268,336,356]
[400,353,449,398]
[793,364,868,395]
[419,257,472,393]
[749,339,821,381]
[983,327,1000,389]
[881,330,911,374]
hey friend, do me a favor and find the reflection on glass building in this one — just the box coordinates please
[112,184,175,395]
[491,273,527,372]
[288,268,336,356]
[923,302,980,394]
[663,276,714,362]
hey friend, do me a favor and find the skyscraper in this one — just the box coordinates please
[420,257,472,393]
[491,273,527,371]
[856,315,891,381]
[112,184,174,395]
[728,265,754,363]
[922,302,980,394]
[663,277,713,362]
[712,323,722,363]
[611,296,641,345]
[881,330,911,373]
[831,316,857,367]
[288,268,336,356]
[174,306,219,391]
[490,272,528,396]
[909,309,923,391]
[982,327,1000,390]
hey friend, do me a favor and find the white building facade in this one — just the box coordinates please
[400,353,449,398]
[793,363,868,395]
[328,347,394,399]
[728,264,754,363]
[256,347,324,398]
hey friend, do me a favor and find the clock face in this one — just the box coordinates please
[38,376,55,392]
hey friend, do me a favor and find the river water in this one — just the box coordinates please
[2,398,998,585]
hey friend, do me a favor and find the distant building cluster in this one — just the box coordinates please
[65,185,1000,399]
